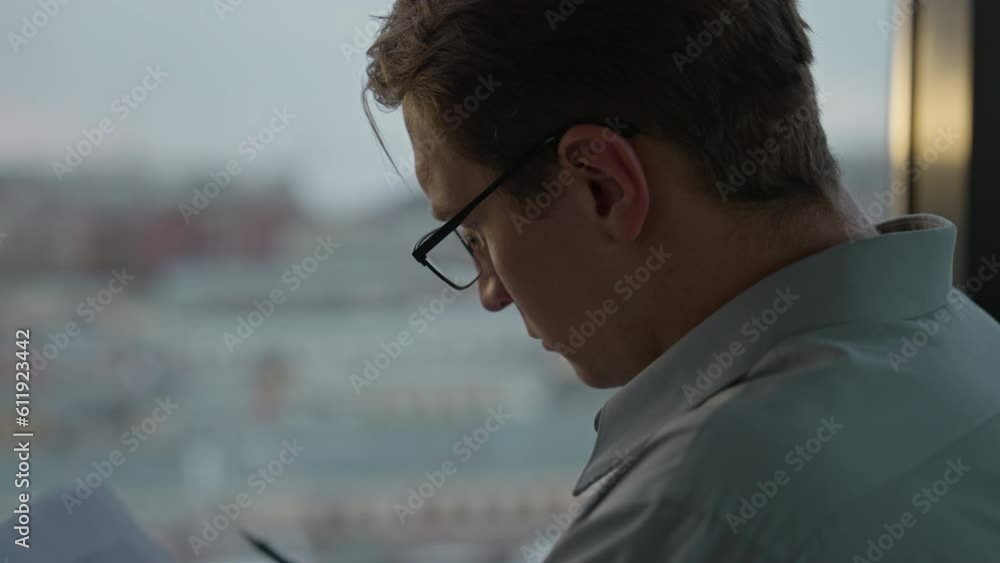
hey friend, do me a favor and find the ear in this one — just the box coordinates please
[556,124,651,242]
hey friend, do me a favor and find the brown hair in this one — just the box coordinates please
[364,0,840,203]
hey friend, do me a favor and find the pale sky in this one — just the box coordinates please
[0,0,895,216]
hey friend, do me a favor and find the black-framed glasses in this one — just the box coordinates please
[411,119,639,290]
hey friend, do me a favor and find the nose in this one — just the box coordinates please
[478,263,513,312]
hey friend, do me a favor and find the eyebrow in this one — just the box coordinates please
[415,163,450,221]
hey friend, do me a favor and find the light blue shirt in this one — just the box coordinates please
[542,214,1000,562]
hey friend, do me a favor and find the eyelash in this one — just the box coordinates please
[460,226,484,249]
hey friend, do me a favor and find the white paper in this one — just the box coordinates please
[0,485,175,563]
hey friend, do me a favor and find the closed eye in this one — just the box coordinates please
[459,226,484,249]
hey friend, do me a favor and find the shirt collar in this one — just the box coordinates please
[574,214,957,494]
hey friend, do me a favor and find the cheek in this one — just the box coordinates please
[492,230,582,325]
[487,231,534,297]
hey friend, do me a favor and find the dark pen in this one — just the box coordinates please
[239,527,297,563]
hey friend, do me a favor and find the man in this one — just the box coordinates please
[363,0,1000,560]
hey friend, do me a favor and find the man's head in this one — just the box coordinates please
[364,0,864,387]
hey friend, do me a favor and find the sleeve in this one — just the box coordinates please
[538,498,783,563]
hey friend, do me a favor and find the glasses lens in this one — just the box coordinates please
[426,231,479,288]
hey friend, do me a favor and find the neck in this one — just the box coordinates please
[618,193,874,386]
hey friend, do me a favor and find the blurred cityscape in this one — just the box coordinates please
[0,151,891,562]
[0,164,621,563]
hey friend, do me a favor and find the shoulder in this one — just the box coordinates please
[589,335,889,551]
